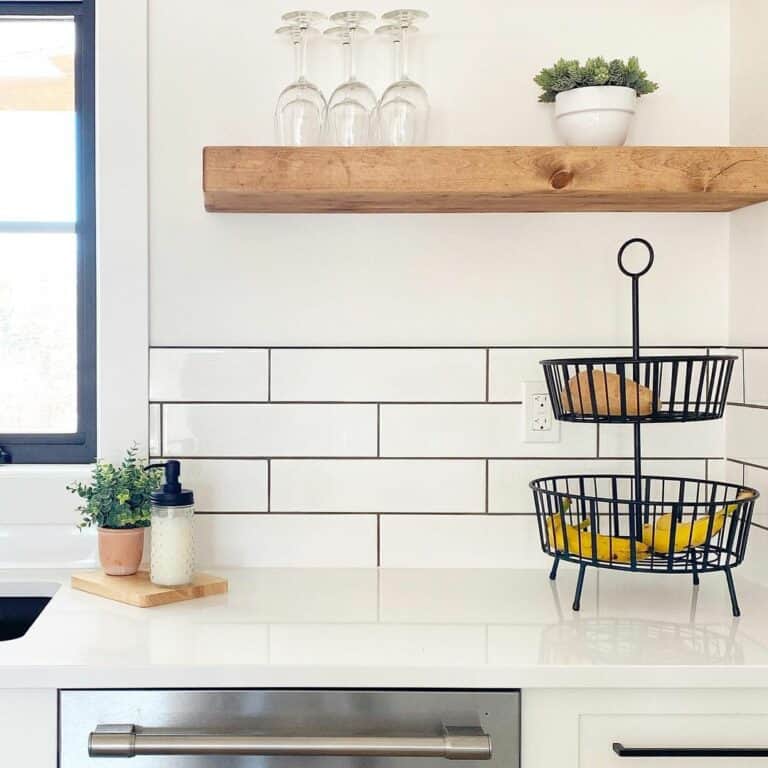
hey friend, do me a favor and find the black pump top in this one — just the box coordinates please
[145,460,194,507]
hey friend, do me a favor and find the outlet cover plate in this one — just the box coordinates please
[522,381,561,443]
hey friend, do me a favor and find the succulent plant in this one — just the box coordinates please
[534,56,658,102]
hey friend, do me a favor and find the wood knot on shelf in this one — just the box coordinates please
[549,169,574,190]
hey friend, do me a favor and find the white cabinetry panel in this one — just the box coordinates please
[0,689,56,767]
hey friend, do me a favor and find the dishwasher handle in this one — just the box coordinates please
[89,724,493,760]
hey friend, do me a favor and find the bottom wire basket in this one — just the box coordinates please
[530,474,758,616]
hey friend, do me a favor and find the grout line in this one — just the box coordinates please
[484,459,489,513]
[485,349,490,402]
[267,349,272,402]
[705,458,708,482]
[266,459,271,513]
[148,344,725,351]
[596,423,600,458]
[162,454,723,462]
[742,347,747,403]
[376,404,381,457]
[194,510,542,516]
[727,458,768,472]
[148,400,523,406]
[376,514,381,566]
[725,402,768,411]
[159,403,164,457]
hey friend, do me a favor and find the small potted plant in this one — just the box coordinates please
[69,446,162,576]
[534,56,658,146]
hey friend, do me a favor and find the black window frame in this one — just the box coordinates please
[0,0,96,464]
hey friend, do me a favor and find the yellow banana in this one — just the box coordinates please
[545,510,649,564]
[641,490,753,555]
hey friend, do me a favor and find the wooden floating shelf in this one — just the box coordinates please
[203,146,768,214]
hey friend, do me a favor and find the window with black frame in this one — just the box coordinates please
[0,0,95,463]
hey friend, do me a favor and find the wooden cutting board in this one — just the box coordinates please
[71,570,228,608]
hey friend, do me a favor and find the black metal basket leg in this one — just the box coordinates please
[725,568,741,618]
[549,556,560,581]
[572,564,587,611]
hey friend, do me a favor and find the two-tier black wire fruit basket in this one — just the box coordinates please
[530,238,759,617]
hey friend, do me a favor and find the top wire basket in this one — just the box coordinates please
[540,239,735,424]
[541,354,736,423]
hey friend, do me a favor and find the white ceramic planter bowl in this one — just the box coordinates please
[554,85,636,146]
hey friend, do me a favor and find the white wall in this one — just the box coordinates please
[1,0,756,578]
[147,0,732,570]
[725,0,768,582]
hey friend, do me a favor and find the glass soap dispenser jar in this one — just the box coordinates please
[144,460,195,586]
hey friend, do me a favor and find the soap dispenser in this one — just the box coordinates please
[145,460,195,586]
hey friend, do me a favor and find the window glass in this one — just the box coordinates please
[0,233,77,433]
[0,19,75,222]
[0,17,80,439]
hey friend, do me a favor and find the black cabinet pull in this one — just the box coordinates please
[614,742,768,758]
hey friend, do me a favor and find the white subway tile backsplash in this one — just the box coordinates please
[708,347,744,405]
[194,514,377,567]
[744,465,768,521]
[145,345,736,570]
[489,458,707,514]
[380,514,551,568]
[163,404,377,457]
[271,348,485,402]
[150,348,268,402]
[598,419,724,458]
[706,458,744,485]
[169,459,267,512]
[380,404,595,458]
[727,404,768,466]
[489,348,626,402]
[149,403,161,457]
[490,347,713,406]
[744,349,768,405]
[271,459,484,513]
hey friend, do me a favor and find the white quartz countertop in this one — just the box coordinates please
[2,566,768,689]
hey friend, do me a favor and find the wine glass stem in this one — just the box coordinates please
[293,34,307,81]
[343,30,356,82]
[400,24,409,79]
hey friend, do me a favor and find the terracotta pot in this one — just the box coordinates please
[98,527,145,576]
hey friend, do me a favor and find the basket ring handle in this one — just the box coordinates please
[617,238,655,278]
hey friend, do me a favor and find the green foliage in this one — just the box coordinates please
[69,445,162,530]
[534,56,658,102]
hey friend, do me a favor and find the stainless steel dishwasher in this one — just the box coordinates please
[59,689,520,768]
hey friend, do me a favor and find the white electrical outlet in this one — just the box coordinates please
[522,382,560,443]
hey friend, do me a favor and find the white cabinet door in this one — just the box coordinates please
[0,689,57,767]
[583,713,768,768]
[523,689,768,768]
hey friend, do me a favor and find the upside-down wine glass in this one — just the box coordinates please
[324,10,378,145]
[376,9,429,145]
[274,11,327,145]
